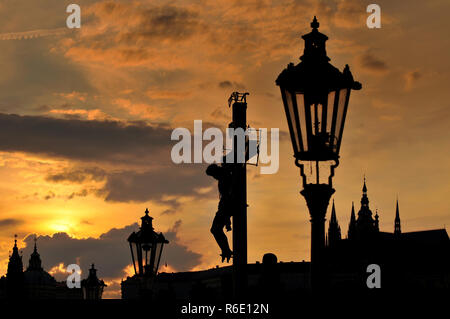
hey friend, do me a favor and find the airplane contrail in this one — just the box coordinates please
[0,28,69,40]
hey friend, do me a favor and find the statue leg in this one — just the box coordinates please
[211,213,232,261]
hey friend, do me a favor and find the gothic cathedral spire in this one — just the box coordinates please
[394,199,401,235]
[355,177,378,239]
[348,201,357,240]
[327,200,341,247]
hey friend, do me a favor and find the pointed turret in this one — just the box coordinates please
[355,177,378,239]
[361,176,369,207]
[27,237,43,271]
[330,200,338,223]
[394,199,401,235]
[6,235,25,298]
[7,235,23,277]
[375,209,380,232]
[327,200,341,247]
[348,202,357,240]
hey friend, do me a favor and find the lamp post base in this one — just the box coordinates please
[300,183,335,291]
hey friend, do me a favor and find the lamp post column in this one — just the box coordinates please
[275,16,361,292]
[230,94,248,298]
[300,184,334,290]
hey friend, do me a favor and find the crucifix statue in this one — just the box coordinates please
[206,161,233,262]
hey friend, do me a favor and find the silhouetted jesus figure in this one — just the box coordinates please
[206,163,233,262]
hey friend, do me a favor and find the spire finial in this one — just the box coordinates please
[395,199,401,235]
[34,236,38,252]
[363,175,367,193]
[14,234,17,247]
[141,208,154,229]
[396,199,400,218]
[311,16,319,29]
[331,200,337,221]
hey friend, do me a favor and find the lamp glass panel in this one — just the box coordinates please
[131,243,139,274]
[144,246,149,266]
[136,243,143,273]
[310,103,323,135]
[284,90,300,152]
[334,89,348,151]
[296,93,308,151]
[145,240,154,266]
[154,242,164,273]
[326,91,335,138]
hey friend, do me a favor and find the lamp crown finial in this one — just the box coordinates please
[311,16,319,29]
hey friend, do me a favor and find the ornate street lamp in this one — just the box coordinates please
[81,264,106,300]
[276,17,361,289]
[128,208,169,278]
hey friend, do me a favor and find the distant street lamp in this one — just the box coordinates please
[128,209,169,278]
[81,264,106,300]
[122,209,169,299]
[276,17,361,289]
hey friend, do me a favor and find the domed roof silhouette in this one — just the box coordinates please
[24,238,56,286]
[24,269,56,285]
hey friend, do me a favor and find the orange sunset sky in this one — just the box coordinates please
[0,0,449,298]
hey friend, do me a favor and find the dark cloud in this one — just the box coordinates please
[210,107,229,122]
[160,199,182,215]
[358,52,388,73]
[131,5,202,41]
[32,105,52,112]
[102,165,211,203]
[0,34,92,112]
[218,81,246,90]
[44,191,56,200]
[66,189,90,200]
[162,219,202,271]
[2,113,218,205]
[0,113,172,164]
[405,70,422,90]
[407,71,421,81]
[46,167,106,183]
[22,220,202,281]
[218,81,233,88]
[96,3,203,44]
[45,164,213,205]
[0,218,23,229]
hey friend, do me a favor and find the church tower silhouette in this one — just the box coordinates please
[327,200,341,247]
[347,201,357,240]
[27,237,43,271]
[394,199,401,235]
[353,178,379,240]
[6,235,24,298]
